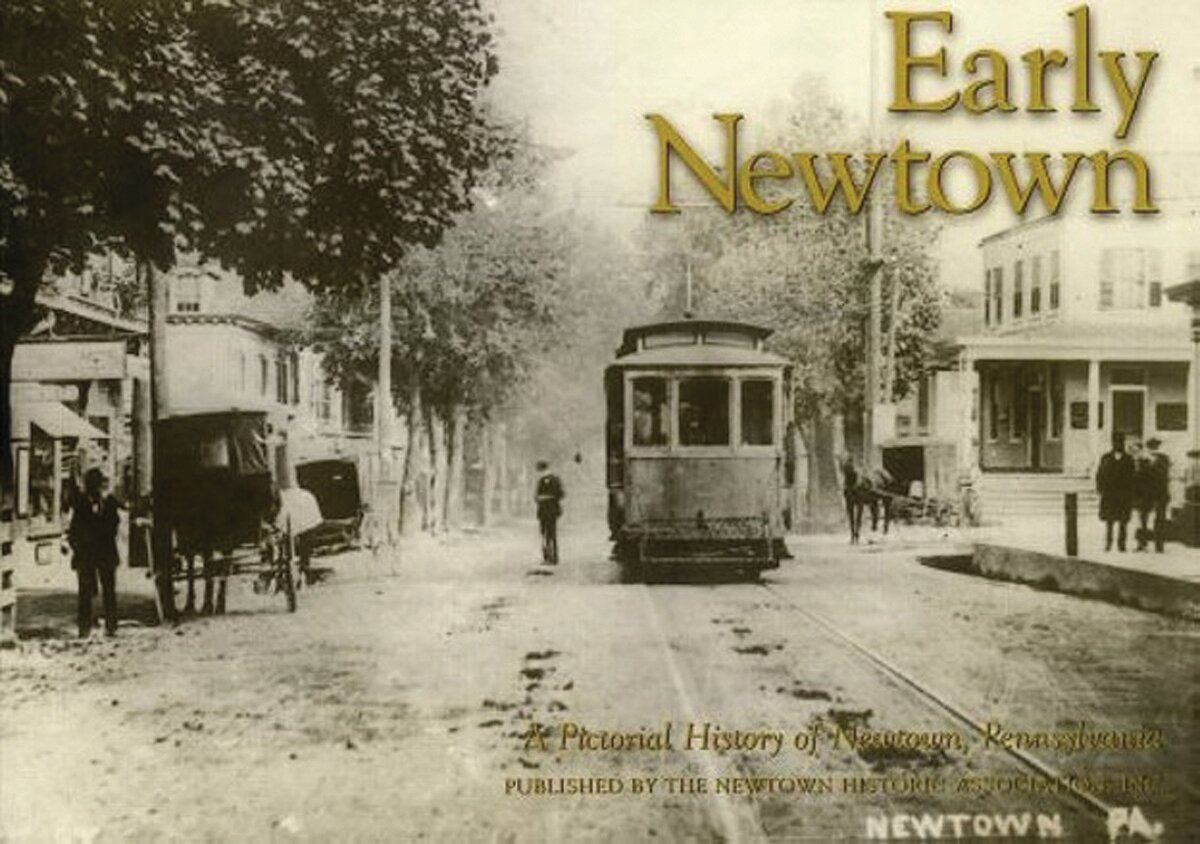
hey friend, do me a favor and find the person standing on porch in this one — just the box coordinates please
[1096,432,1134,552]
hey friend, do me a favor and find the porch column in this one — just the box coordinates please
[1190,359,1198,450]
[1165,281,1200,456]
[1087,358,1101,470]
[958,350,977,475]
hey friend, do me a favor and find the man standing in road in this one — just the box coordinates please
[840,455,863,544]
[68,467,121,637]
[535,460,564,565]
[1096,433,1134,552]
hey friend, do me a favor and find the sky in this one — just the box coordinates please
[487,0,1200,289]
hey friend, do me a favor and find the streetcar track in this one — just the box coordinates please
[640,584,766,844]
[757,581,1115,821]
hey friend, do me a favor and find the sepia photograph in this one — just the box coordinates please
[1,0,1197,840]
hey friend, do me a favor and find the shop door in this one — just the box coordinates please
[1111,389,1145,448]
[1028,391,1044,470]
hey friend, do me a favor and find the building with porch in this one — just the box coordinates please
[957,213,1196,516]
[6,258,150,615]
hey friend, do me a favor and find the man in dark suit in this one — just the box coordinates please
[1143,437,1172,553]
[69,467,121,637]
[1096,433,1134,552]
[534,460,564,565]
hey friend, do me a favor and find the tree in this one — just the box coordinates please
[1,0,504,509]
[310,139,569,531]
[637,80,943,523]
[1,0,228,500]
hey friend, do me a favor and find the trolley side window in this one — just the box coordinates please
[678,377,729,446]
[741,379,774,445]
[631,377,668,446]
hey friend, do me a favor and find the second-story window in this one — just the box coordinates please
[1030,256,1042,314]
[235,350,248,394]
[993,267,1004,325]
[1187,251,1200,283]
[172,276,202,313]
[276,355,289,404]
[1100,247,1163,310]
[290,352,300,404]
[1013,260,1024,319]
[1049,250,1061,309]
[259,354,269,397]
[984,270,992,326]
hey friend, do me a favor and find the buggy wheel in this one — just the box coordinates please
[280,554,297,614]
[279,529,298,613]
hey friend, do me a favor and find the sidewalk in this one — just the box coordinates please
[15,562,160,640]
[790,515,1199,620]
[958,517,1199,620]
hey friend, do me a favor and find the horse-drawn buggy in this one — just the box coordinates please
[156,409,298,615]
[878,439,972,527]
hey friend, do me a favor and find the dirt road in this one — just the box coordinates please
[1,522,1194,841]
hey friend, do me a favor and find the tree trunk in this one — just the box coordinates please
[882,274,902,402]
[493,418,509,517]
[422,402,441,533]
[800,414,844,532]
[0,266,41,509]
[0,333,17,511]
[442,404,466,532]
[398,373,422,536]
[147,262,177,622]
[480,419,493,527]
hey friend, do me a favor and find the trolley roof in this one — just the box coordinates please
[612,319,789,367]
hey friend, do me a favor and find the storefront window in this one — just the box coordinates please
[1011,370,1026,439]
[631,377,668,446]
[740,380,774,445]
[678,378,729,446]
[28,430,55,524]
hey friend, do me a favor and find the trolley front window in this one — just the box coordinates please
[631,377,668,446]
[678,377,729,446]
[741,380,774,445]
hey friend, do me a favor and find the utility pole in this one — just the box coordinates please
[864,0,883,470]
[148,261,176,621]
[377,272,393,470]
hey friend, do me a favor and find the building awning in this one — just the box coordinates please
[11,401,109,440]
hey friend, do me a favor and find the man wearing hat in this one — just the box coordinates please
[1142,438,1172,553]
[534,460,564,565]
[68,467,121,636]
[1096,432,1134,552]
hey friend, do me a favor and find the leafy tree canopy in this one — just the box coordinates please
[0,0,506,489]
[637,79,943,424]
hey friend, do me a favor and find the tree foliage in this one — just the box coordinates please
[638,81,943,425]
[0,0,504,493]
[310,139,567,419]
